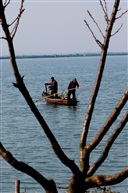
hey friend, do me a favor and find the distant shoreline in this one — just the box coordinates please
[1,52,128,59]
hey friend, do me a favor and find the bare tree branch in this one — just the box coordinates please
[9,17,19,28]
[87,112,128,176]
[99,0,109,24]
[11,0,25,39]
[84,19,103,48]
[116,9,128,20]
[3,0,10,8]
[80,88,128,176]
[80,1,125,178]
[85,168,128,188]
[80,0,120,150]
[111,23,123,36]
[0,36,7,40]
[0,0,82,178]
[0,142,58,193]
[87,10,105,39]
[87,88,128,152]
[103,0,108,17]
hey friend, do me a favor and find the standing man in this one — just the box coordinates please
[48,77,58,95]
[67,78,79,100]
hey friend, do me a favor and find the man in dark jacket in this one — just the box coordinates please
[67,78,79,100]
[48,77,58,95]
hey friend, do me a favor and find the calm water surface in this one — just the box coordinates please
[0,55,128,193]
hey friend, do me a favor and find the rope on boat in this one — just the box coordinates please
[35,84,93,103]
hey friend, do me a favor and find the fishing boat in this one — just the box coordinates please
[42,83,78,106]
[42,92,78,106]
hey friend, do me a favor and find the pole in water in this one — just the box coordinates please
[15,180,20,193]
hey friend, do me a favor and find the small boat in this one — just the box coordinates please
[42,92,78,106]
[42,84,78,106]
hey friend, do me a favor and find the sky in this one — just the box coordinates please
[1,0,128,56]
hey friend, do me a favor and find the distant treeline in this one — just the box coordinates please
[1,52,128,59]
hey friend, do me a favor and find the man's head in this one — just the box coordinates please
[51,77,54,80]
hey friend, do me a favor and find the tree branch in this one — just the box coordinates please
[99,0,109,24]
[0,142,58,193]
[84,20,103,48]
[84,19,103,48]
[3,0,11,8]
[80,1,121,177]
[85,168,128,189]
[87,112,128,176]
[87,88,128,151]
[0,36,7,40]
[116,9,128,20]
[11,0,25,39]
[111,23,123,36]
[87,10,105,39]
[80,0,120,150]
[0,0,82,178]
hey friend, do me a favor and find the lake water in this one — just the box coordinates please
[0,54,128,193]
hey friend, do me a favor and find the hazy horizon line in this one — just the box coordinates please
[1,51,128,59]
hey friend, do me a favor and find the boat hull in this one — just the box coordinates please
[42,92,78,106]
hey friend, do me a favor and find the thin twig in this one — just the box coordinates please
[0,37,7,40]
[99,0,109,24]
[103,0,108,16]
[111,23,123,36]
[87,10,105,39]
[84,19,103,48]
[116,9,128,20]
[9,17,19,27]
[4,0,11,8]
[11,0,25,39]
